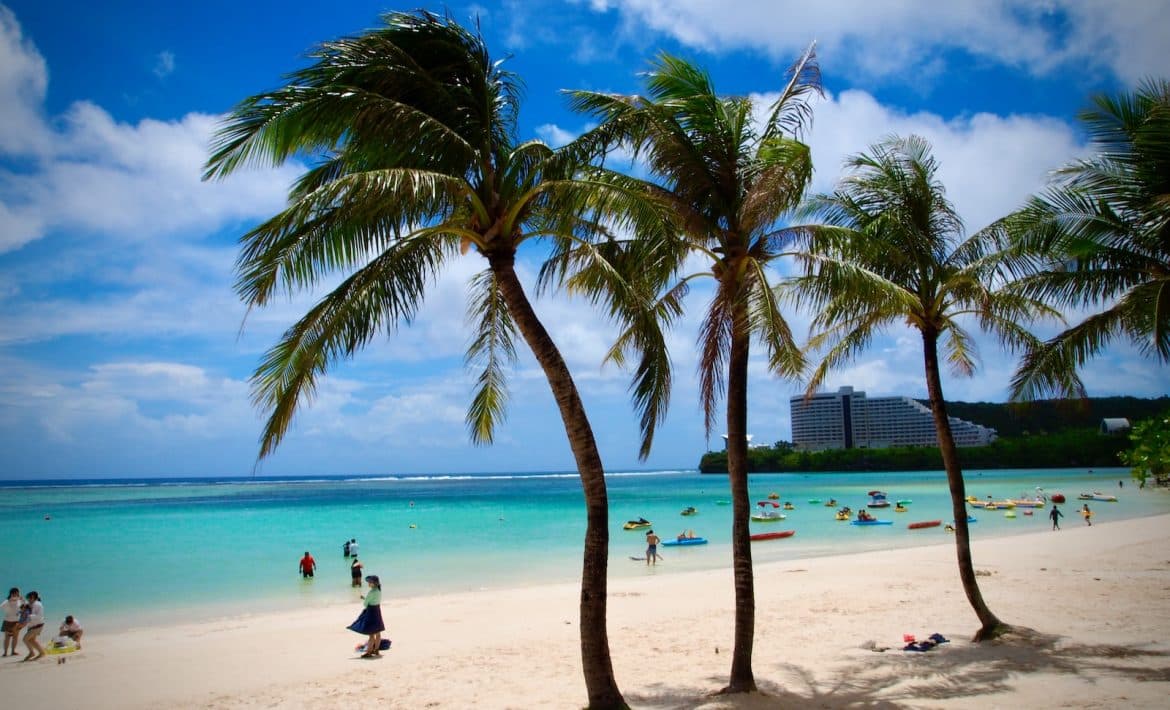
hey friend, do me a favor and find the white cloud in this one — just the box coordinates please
[590,0,1170,85]
[0,6,50,156]
[152,50,175,78]
[799,88,1084,232]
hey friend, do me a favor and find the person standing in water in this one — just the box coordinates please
[350,557,364,587]
[645,529,660,565]
[348,575,385,658]
[299,551,317,578]
[1050,505,1064,530]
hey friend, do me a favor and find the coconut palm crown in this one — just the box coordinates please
[566,47,820,694]
[787,134,1059,640]
[999,78,1170,401]
[203,11,666,709]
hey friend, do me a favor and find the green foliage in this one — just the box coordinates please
[1001,79,1170,400]
[699,428,1130,473]
[1120,410,1170,485]
[929,396,1170,437]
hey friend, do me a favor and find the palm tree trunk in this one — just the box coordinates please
[489,251,627,709]
[723,304,758,693]
[921,330,1008,641]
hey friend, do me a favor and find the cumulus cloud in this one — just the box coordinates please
[588,0,1170,85]
[0,6,50,156]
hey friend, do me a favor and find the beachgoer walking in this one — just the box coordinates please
[21,591,45,661]
[1,587,22,657]
[350,557,364,587]
[1050,505,1063,531]
[645,529,660,566]
[1082,504,1092,526]
[348,575,385,658]
[343,539,351,557]
[57,615,83,649]
[299,551,317,578]
[348,539,359,557]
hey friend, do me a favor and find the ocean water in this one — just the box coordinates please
[1,467,1164,632]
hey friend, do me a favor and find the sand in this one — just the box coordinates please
[5,513,1169,709]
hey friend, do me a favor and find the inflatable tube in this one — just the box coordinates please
[907,520,941,529]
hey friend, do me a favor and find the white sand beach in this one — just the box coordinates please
[5,514,1169,708]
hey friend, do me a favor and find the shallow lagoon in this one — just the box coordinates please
[1,467,1163,631]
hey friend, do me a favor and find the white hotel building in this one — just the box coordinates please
[790,386,997,451]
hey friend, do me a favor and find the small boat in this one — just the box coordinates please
[1089,491,1118,502]
[622,518,652,530]
[907,520,942,529]
[1051,493,1066,503]
[1008,498,1045,508]
[714,500,730,505]
[834,512,850,521]
[851,518,892,526]
[662,536,708,547]
[896,499,912,506]
[767,492,780,500]
[894,505,907,513]
[750,530,795,542]
[751,501,786,522]
[867,491,891,508]
[808,498,822,504]
[823,498,838,507]
[680,506,698,516]
[782,502,795,510]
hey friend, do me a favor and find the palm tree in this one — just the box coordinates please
[203,12,657,708]
[567,48,820,693]
[1000,79,1170,400]
[789,135,1057,641]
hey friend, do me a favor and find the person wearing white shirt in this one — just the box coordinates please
[22,591,45,661]
[1,587,22,657]
[348,539,359,557]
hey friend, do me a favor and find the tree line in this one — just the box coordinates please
[205,10,1169,708]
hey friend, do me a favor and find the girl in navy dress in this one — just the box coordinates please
[348,575,384,657]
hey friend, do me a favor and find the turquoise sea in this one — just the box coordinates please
[2,467,1165,632]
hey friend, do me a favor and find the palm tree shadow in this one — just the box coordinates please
[773,628,1170,706]
[622,630,1169,708]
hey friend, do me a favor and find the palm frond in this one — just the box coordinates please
[251,232,457,459]
[464,269,518,444]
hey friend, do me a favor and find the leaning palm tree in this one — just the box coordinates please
[567,48,820,693]
[999,78,1170,400]
[788,135,1058,641]
[203,12,657,708]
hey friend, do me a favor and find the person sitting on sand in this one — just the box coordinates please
[57,616,83,649]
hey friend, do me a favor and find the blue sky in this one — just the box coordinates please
[1,1,1167,479]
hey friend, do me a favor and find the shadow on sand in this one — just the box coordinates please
[623,629,1170,708]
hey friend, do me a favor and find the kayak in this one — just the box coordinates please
[661,537,708,547]
[750,530,795,542]
[851,519,892,526]
[907,520,942,529]
[896,499,912,505]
